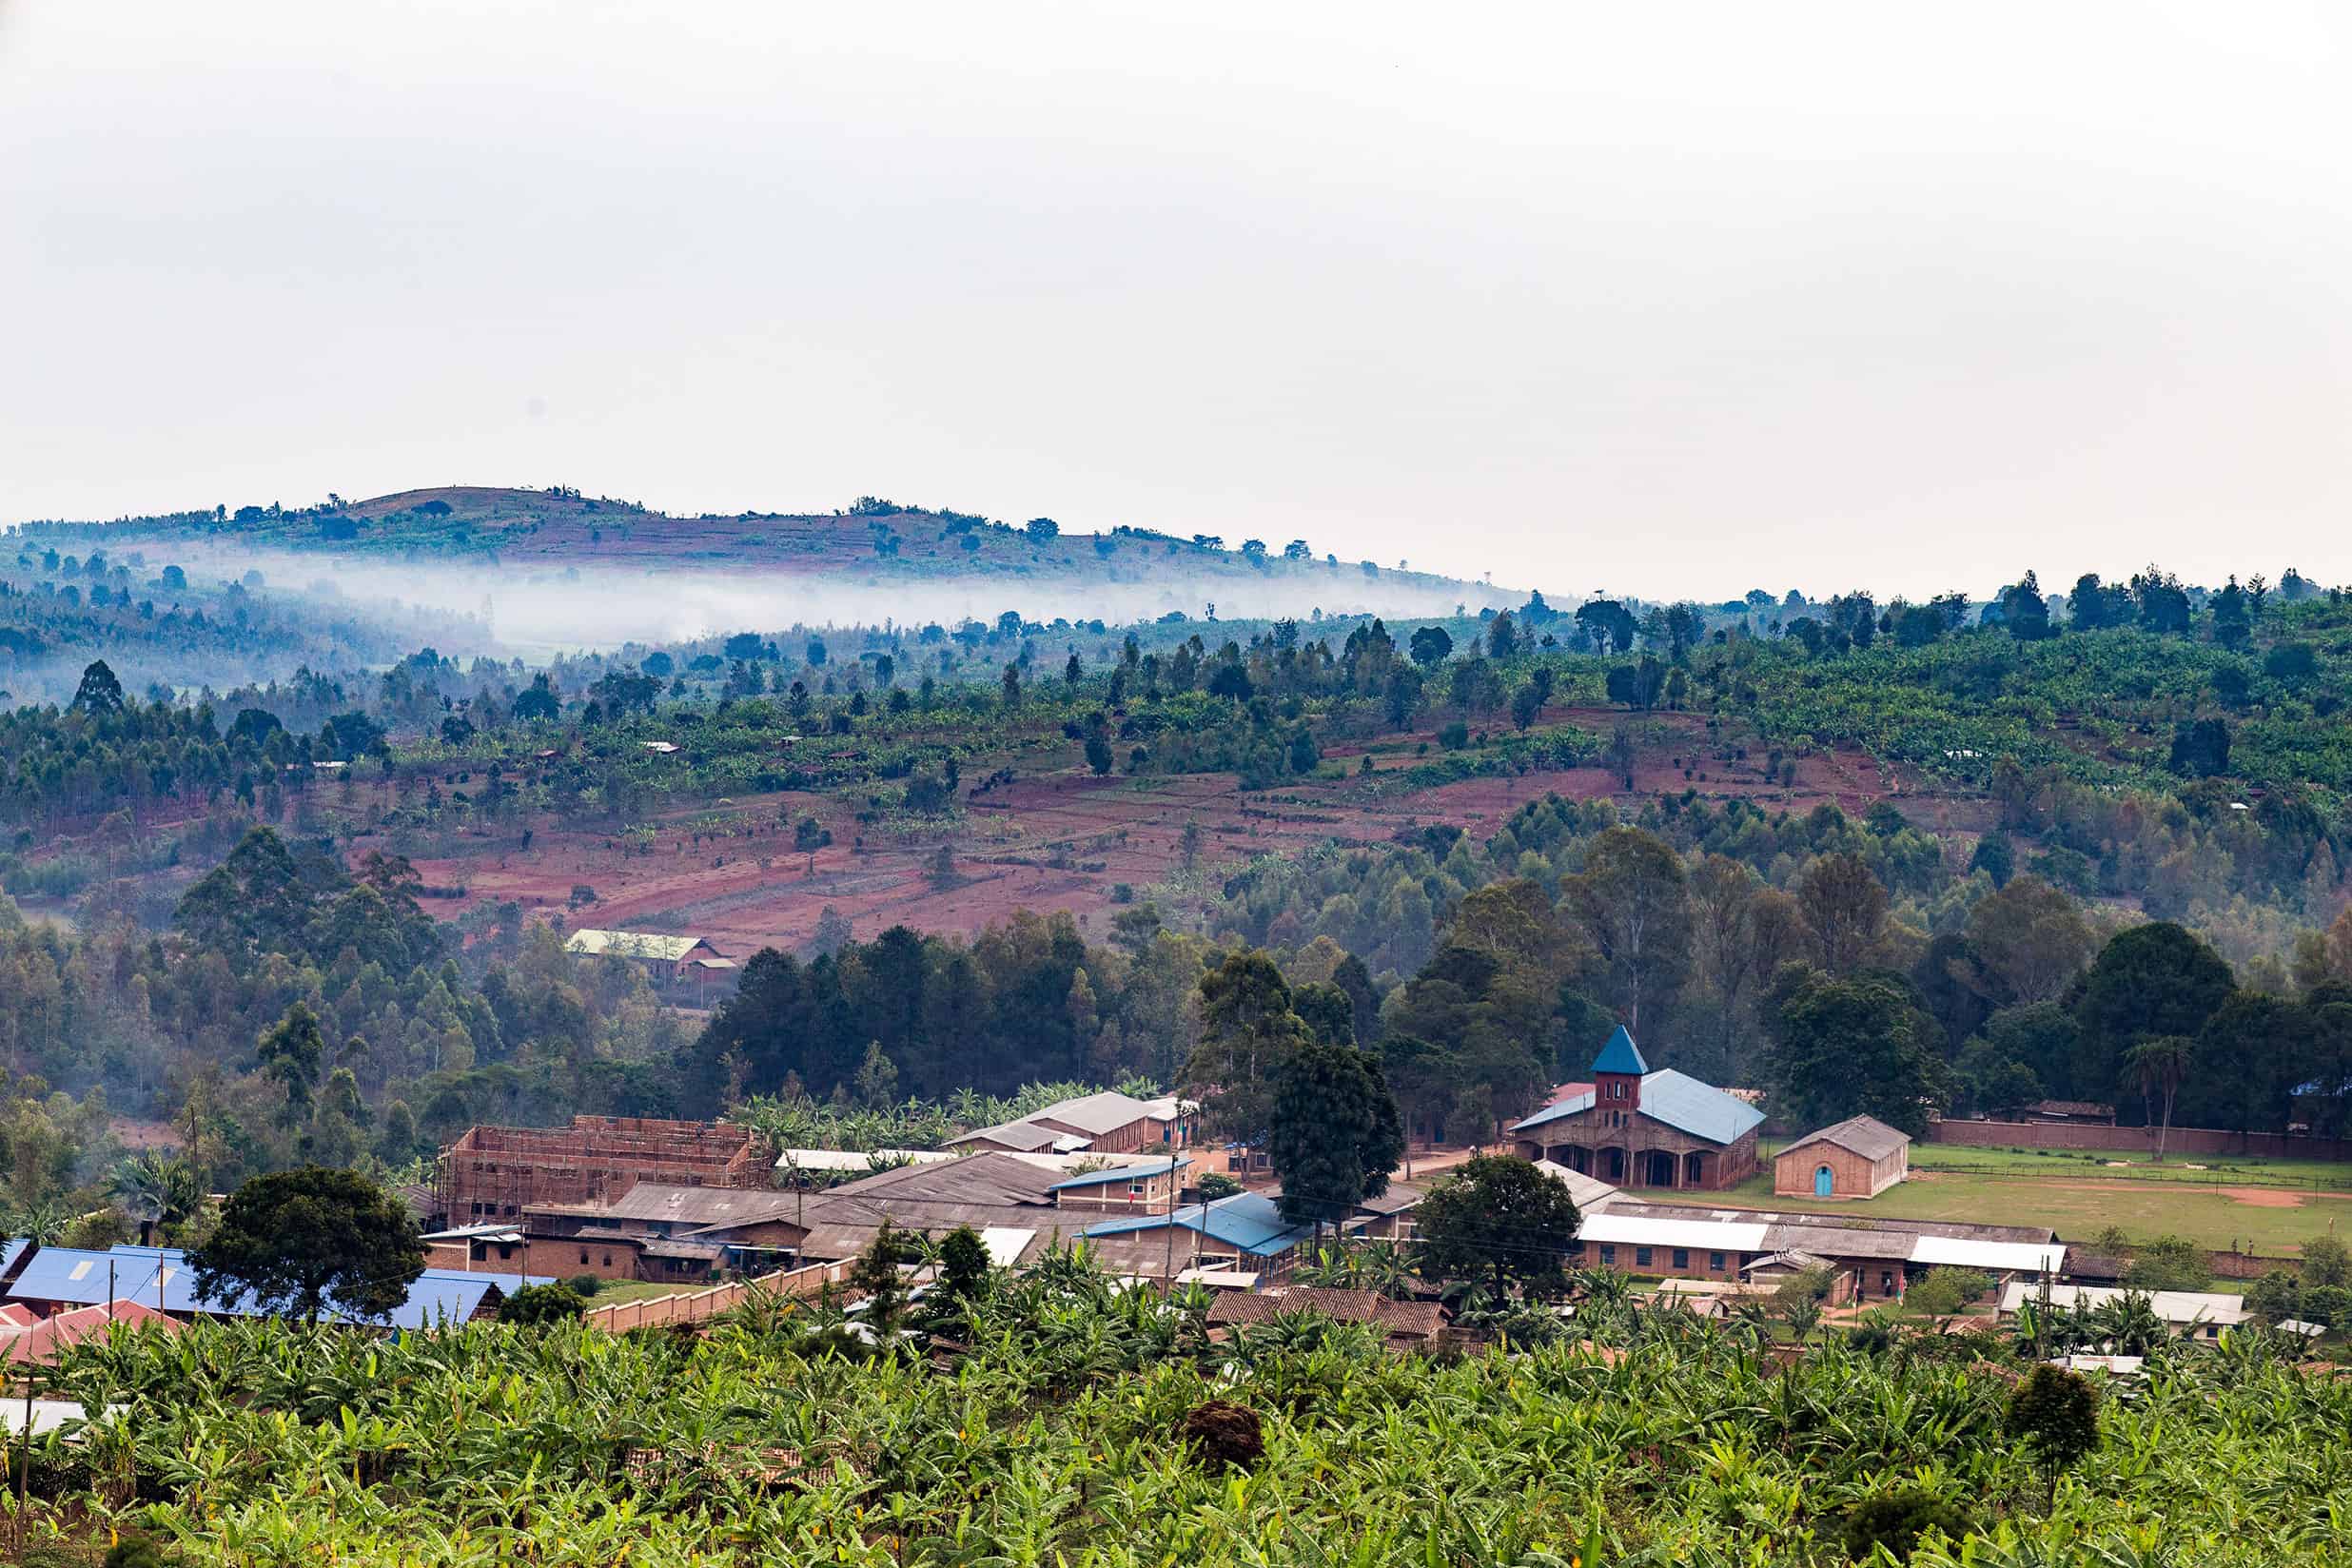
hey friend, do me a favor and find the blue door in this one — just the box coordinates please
[1814,1165,1833,1197]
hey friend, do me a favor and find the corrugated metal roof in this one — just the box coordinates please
[1997,1283,2242,1326]
[1532,1163,1623,1211]
[1911,1236,2065,1274]
[1030,1091,1166,1137]
[1781,1115,1911,1163]
[1510,1068,1764,1147]
[563,930,713,962]
[1591,1025,1648,1077]
[1047,1155,1190,1191]
[1082,1191,1317,1257]
[533,1184,805,1227]
[943,1119,1088,1152]
[1577,1213,1771,1252]
[978,1227,1036,1266]
[1761,1224,1916,1261]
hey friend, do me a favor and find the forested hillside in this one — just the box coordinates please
[5,510,2352,1231]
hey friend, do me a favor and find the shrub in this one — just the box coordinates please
[1838,1484,1975,1562]
[1181,1400,1264,1470]
[563,1274,605,1299]
[499,1283,590,1326]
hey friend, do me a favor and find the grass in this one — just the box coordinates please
[1647,1164,2352,1257]
[1756,1137,2352,1190]
[578,1279,711,1307]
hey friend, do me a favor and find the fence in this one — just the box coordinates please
[581,1257,855,1334]
[1926,1119,2352,1163]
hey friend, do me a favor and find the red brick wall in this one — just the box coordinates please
[1927,1120,2352,1161]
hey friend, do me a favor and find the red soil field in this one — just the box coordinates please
[388,710,1983,960]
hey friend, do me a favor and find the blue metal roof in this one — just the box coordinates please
[1591,1025,1648,1076]
[1511,1068,1763,1147]
[8,1248,161,1308]
[13,1246,551,1326]
[1047,1155,1191,1191]
[1081,1190,1314,1257]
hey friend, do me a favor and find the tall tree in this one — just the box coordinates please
[1267,1039,1404,1231]
[1564,827,1691,1034]
[2070,922,2233,1111]
[256,1002,327,1127]
[2124,1036,2192,1162]
[1794,853,1887,975]
[1765,969,1953,1136]
[187,1166,423,1326]
[1965,876,2096,1005]
[1183,950,1312,1143]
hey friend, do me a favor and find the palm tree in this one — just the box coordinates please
[2126,1036,2194,1163]
[112,1152,206,1245]
[3,1196,74,1246]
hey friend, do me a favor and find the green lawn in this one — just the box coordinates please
[1755,1137,2352,1191]
[577,1279,711,1307]
[1647,1164,2349,1257]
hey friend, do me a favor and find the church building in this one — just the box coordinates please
[1509,1027,1763,1191]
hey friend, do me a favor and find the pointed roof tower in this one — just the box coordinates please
[1591,1025,1648,1077]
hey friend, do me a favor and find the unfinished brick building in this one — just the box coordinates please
[438,1116,770,1225]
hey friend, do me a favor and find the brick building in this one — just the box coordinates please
[438,1116,770,1225]
[1774,1115,1911,1198]
[1509,1027,1763,1191]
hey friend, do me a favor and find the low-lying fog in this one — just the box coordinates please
[151,546,1516,657]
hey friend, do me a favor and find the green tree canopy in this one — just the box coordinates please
[187,1166,423,1325]
[1267,1037,1404,1229]
[1414,1154,1580,1300]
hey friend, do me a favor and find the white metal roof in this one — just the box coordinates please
[1998,1283,2247,1326]
[1577,1213,1771,1252]
[774,1147,955,1172]
[978,1227,1037,1266]
[563,930,711,962]
[1910,1236,2066,1274]
[1533,1161,1624,1212]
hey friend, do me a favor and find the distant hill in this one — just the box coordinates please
[18,486,1515,610]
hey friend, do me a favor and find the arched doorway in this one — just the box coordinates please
[1641,1150,1676,1187]
[1813,1164,1834,1197]
[1560,1146,1591,1174]
[1683,1150,1709,1187]
[1601,1147,1626,1183]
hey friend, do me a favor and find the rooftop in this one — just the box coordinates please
[1513,1068,1766,1147]
[1047,1155,1190,1191]
[1999,1283,2247,1326]
[1782,1114,1912,1163]
[563,930,714,962]
[1081,1190,1317,1258]
[528,1183,807,1229]
[1591,1025,1648,1077]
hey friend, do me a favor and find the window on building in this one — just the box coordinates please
[603,1254,614,1267]
[1635,1246,1653,1268]
[1709,1251,1726,1271]
[1127,1183,1146,1197]
[578,1251,590,1264]
[1672,1248,1689,1271]
[1599,1245,1617,1265]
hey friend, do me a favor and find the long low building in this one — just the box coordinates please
[1567,1201,2063,1304]
[1997,1283,2249,1340]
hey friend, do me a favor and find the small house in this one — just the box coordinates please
[1774,1115,1911,1199]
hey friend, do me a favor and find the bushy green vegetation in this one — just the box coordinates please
[20,1254,2352,1566]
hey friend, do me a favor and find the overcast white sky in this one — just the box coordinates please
[4,2,2347,599]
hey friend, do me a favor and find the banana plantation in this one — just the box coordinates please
[14,1253,2352,1567]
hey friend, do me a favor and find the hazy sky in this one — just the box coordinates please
[5,2,2347,599]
